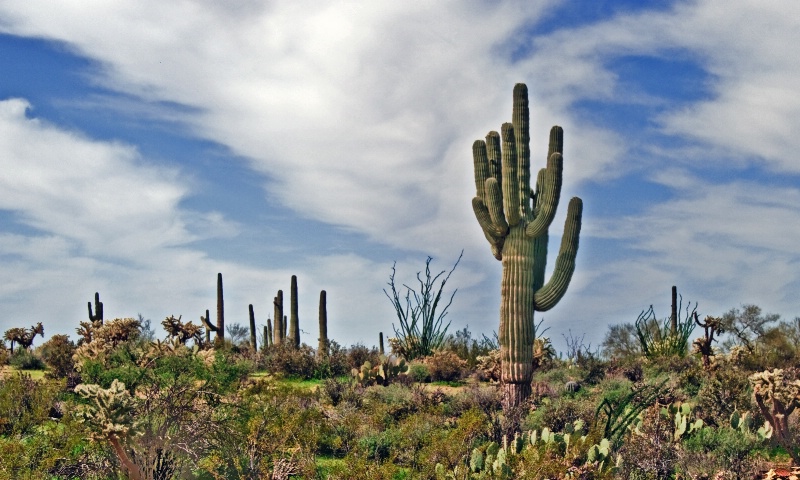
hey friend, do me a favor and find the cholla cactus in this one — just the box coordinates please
[749,368,800,460]
[471,83,582,409]
[161,315,204,346]
[75,379,145,480]
[73,317,141,370]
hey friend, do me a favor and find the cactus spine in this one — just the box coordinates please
[290,275,300,348]
[318,290,328,359]
[471,83,583,409]
[88,292,104,323]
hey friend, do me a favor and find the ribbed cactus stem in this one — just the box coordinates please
[273,291,284,346]
[266,318,273,347]
[671,285,678,335]
[249,304,257,351]
[216,273,225,345]
[379,332,385,355]
[471,83,583,411]
[318,290,328,359]
[290,275,300,348]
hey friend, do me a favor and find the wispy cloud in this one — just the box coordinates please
[1,1,799,350]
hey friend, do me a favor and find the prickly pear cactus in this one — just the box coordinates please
[472,83,583,408]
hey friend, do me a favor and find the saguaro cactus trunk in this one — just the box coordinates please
[471,84,583,410]
[290,275,300,348]
[317,290,328,359]
[273,290,284,346]
[249,304,257,351]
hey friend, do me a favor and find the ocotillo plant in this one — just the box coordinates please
[318,290,328,359]
[471,83,583,409]
[248,304,257,351]
[290,275,300,349]
[88,292,104,323]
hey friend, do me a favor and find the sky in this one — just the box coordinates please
[1,0,799,354]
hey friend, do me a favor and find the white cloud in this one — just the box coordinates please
[2,1,800,352]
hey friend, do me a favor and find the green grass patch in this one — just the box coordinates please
[1,366,48,380]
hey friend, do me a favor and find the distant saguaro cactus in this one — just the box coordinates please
[273,290,284,346]
[249,304,257,351]
[318,290,328,359]
[88,292,104,323]
[471,83,583,410]
[290,275,300,348]
[200,274,225,346]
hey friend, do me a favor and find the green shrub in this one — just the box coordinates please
[8,348,46,370]
[38,334,76,378]
[262,343,317,379]
[0,373,61,436]
[424,350,466,382]
[346,342,380,370]
[694,362,752,426]
[407,362,431,383]
[679,425,764,479]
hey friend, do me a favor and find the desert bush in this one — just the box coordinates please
[345,342,380,371]
[601,322,642,360]
[720,304,780,352]
[524,393,594,434]
[443,326,497,368]
[0,373,62,437]
[0,346,8,366]
[261,343,317,379]
[617,406,679,480]
[39,334,76,378]
[407,362,431,383]
[451,384,502,418]
[694,359,753,426]
[679,425,764,479]
[314,340,350,378]
[200,384,324,479]
[424,350,467,382]
[8,348,46,370]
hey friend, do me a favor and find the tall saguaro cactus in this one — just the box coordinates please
[471,83,583,409]
[200,274,225,346]
[273,290,284,346]
[318,290,328,359]
[289,275,300,349]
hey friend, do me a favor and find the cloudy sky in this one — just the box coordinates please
[1,0,798,353]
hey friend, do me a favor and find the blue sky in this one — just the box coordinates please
[1,1,799,353]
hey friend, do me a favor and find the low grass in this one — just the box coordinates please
[0,365,48,380]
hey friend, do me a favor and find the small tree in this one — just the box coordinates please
[384,251,462,360]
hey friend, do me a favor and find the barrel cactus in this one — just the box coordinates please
[471,83,583,409]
